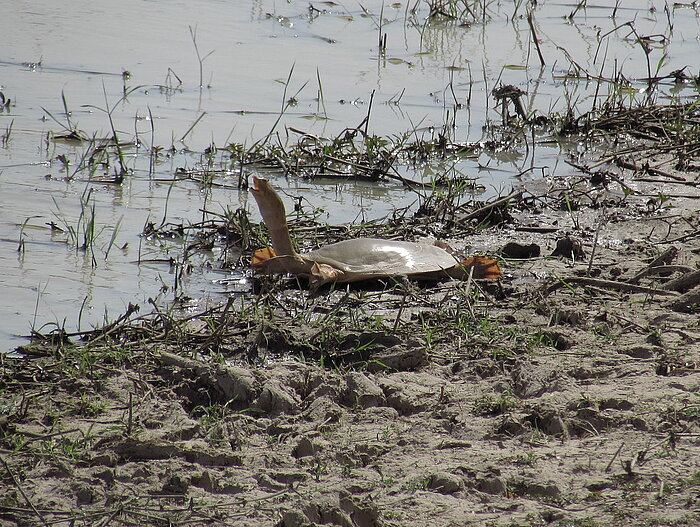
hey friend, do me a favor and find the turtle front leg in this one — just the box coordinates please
[253,251,346,291]
[308,262,345,291]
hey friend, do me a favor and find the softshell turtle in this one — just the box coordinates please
[250,176,501,289]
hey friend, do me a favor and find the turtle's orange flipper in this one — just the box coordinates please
[252,247,277,271]
[461,255,502,279]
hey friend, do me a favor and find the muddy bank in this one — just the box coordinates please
[2,104,700,526]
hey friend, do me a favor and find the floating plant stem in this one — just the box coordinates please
[527,10,545,67]
[189,25,215,90]
[180,112,207,143]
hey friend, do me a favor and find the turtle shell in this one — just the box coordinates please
[302,238,458,278]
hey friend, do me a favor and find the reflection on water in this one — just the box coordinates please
[0,0,698,351]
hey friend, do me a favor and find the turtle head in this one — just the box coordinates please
[250,176,296,256]
[250,176,280,211]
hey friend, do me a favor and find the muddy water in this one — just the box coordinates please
[1,0,698,351]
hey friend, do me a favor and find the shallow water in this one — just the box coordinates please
[1,0,698,351]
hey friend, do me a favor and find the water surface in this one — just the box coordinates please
[1,0,698,351]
